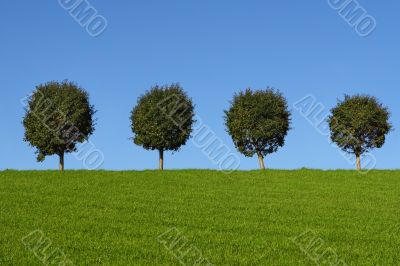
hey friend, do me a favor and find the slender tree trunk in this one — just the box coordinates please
[356,154,361,171]
[159,149,164,170]
[59,151,64,172]
[258,153,265,170]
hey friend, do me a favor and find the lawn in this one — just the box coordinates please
[0,170,399,265]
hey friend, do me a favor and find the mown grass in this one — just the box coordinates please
[0,170,399,265]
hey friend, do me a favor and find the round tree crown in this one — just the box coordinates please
[131,84,195,152]
[328,94,392,155]
[23,80,95,162]
[224,88,291,158]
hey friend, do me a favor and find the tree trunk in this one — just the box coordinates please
[258,153,265,170]
[159,149,164,170]
[356,154,361,171]
[59,151,64,172]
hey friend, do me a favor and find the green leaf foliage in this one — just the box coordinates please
[130,84,195,152]
[328,94,392,155]
[23,81,95,162]
[224,88,291,158]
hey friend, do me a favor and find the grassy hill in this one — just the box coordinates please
[1,170,399,265]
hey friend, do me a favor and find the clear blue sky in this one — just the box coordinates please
[1,0,399,170]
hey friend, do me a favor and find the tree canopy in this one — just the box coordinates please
[328,94,392,170]
[130,84,195,170]
[23,81,95,171]
[224,88,291,169]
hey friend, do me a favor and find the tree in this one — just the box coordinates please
[328,94,392,170]
[23,81,95,171]
[130,84,195,170]
[224,88,291,170]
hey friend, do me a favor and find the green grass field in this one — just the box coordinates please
[1,170,399,265]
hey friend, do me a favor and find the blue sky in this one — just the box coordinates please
[1,0,399,170]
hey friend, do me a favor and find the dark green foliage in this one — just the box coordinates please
[130,84,195,167]
[23,81,95,165]
[224,88,291,167]
[328,95,392,156]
